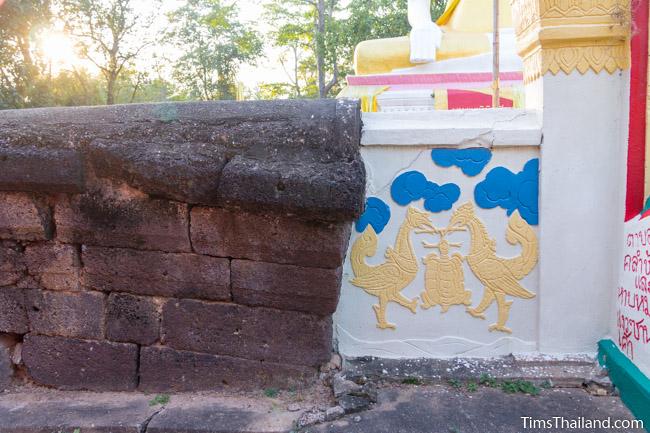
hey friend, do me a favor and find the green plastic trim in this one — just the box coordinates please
[598,339,650,430]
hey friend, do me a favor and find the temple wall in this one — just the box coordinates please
[335,109,543,358]
[538,72,629,354]
[616,217,650,378]
[0,100,366,392]
[607,0,650,381]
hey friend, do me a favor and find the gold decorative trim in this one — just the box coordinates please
[512,0,630,83]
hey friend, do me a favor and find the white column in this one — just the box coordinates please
[535,72,629,353]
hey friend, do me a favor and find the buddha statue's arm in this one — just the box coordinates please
[408,0,442,64]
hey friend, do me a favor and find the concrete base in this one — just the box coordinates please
[599,340,650,429]
[0,385,641,433]
[343,355,605,387]
[0,389,310,433]
[311,386,643,433]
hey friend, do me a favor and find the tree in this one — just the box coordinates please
[270,23,310,98]
[262,1,317,99]
[338,0,447,76]
[48,68,103,106]
[0,0,52,108]
[264,0,447,99]
[166,0,263,101]
[263,0,341,99]
[60,0,158,105]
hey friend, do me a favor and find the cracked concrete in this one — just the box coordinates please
[361,109,542,147]
[0,380,644,433]
[0,390,159,433]
[0,388,306,433]
[308,386,644,433]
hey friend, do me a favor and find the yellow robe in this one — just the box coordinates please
[354,0,513,76]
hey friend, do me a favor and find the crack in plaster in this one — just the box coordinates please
[457,112,533,148]
[370,150,425,196]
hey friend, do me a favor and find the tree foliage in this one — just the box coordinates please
[59,0,158,104]
[0,0,52,108]
[339,0,446,71]
[263,0,341,99]
[261,0,448,99]
[0,0,454,107]
[166,0,263,101]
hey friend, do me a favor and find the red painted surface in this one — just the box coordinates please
[626,0,649,221]
[347,71,523,86]
[447,89,514,110]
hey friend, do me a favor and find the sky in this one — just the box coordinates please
[150,0,289,86]
[233,0,288,87]
[43,0,290,89]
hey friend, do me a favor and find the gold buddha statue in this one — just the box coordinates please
[354,0,514,76]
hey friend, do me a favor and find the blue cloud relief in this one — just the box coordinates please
[355,197,391,234]
[431,148,493,177]
[391,171,460,213]
[474,159,539,225]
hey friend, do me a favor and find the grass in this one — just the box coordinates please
[264,388,279,398]
[499,380,540,396]
[445,374,541,396]
[402,377,422,385]
[478,373,498,388]
[148,394,170,406]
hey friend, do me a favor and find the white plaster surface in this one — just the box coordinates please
[335,145,540,359]
[615,217,650,377]
[538,71,628,354]
[341,70,629,360]
[362,109,542,147]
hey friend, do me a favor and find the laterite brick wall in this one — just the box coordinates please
[0,99,364,392]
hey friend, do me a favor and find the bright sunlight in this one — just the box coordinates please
[38,30,84,74]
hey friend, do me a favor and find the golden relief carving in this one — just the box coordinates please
[449,203,538,334]
[350,207,435,330]
[350,203,539,333]
[524,44,629,82]
[513,0,627,35]
[511,0,630,82]
[420,228,472,313]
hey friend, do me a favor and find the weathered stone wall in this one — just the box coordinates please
[0,99,365,392]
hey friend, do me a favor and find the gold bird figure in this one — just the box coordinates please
[448,203,538,334]
[350,206,435,330]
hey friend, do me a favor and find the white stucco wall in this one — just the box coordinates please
[335,110,543,359]
[537,71,629,354]
[607,68,650,378]
[336,70,631,360]
[616,217,650,377]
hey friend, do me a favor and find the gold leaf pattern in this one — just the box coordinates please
[512,0,630,82]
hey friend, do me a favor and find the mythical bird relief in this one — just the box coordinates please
[449,203,538,334]
[350,202,538,333]
[350,206,435,329]
[420,228,472,313]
